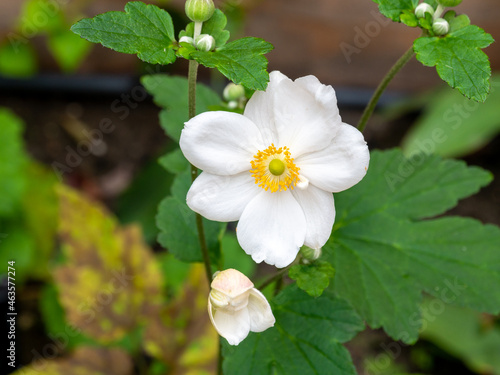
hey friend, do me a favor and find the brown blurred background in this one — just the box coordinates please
[1,0,499,90]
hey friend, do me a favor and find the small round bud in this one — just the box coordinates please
[195,34,215,51]
[433,18,450,35]
[415,3,434,18]
[300,247,322,263]
[438,0,462,6]
[185,0,215,23]
[179,36,194,45]
[223,83,246,101]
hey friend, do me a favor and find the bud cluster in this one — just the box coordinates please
[414,1,460,36]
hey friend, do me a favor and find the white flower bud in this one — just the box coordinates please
[415,3,434,18]
[433,18,450,35]
[185,0,215,23]
[208,269,275,345]
[179,36,194,45]
[223,83,246,102]
[195,34,215,52]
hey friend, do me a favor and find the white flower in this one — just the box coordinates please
[180,71,369,268]
[208,269,275,345]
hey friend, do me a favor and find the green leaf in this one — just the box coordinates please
[402,75,500,158]
[420,299,500,374]
[192,37,273,91]
[400,11,418,27]
[414,25,494,102]
[156,170,225,264]
[18,0,65,34]
[47,30,92,72]
[71,1,176,65]
[221,232,256,277]
[372,0,419,22]
[158,147,189,174]
[180,9,230,48]
[223,286,364,375]
[116,158,174,242]
[289,261,336,298]
[325,149,499,343]
[141,74,221,142]
[0,108,28,216]
[0,42,37,77]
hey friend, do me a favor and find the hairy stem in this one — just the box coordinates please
[188,58,212,285]
[356,44,415,133]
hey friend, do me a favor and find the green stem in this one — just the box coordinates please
[188,58,213,285]
[356,44,415,133]
[257,265,293,291]
[217,336,223,375]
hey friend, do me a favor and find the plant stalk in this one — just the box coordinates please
[356,44,415,133]
[188,58,213,285]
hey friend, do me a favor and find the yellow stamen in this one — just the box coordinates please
[250,144,300,193]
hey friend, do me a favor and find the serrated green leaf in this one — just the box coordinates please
[372,0,419,22]
[414,25,494,102]
[289,261,335,297]
[180,9,230,48]
[325,149,499,343]
[402,75,500,158]
[448,14,470,33]
[156,170,225,264]
[71,1,176,65]
[223,286,364,375]
[192,37,273,91]
[141,74,221,142]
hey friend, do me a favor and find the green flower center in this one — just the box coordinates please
[269,158,286,176]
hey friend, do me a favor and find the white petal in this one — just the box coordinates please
[187,172,260,222]
[296,123,370,193]
[237,190,306,268]
[272,74,342,157]
[209,299,251,346]
[247,288,275,332]
[243,71,288,145]
[180,111,264,175]
[292,185,335,250]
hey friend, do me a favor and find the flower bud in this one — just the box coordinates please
[415,3,434,18]
[179,36,194,45]
[438,0,462,6]
[300,246,322,263]
[185,0,215,23]
[195,34,215,52]
[223,83,246,101]
[433,18,450,35]
[208,269,275,345]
